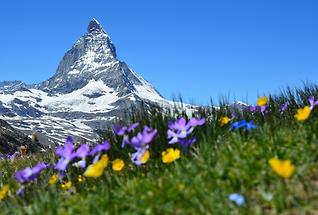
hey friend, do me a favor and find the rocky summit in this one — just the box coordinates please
[0,18,174,146]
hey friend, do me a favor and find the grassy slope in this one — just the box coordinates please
[1,84,318,215]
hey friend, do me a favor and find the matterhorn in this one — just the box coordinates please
[0,19,174,146]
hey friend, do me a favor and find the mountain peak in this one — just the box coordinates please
[88,18,104,33]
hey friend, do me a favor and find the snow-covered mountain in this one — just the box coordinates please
[0,19,178,146]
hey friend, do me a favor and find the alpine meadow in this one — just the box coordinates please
[1,1,318,214]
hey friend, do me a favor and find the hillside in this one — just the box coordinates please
[0,85,318,214]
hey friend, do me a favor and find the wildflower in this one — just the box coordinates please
[269,158,295,179]
[178,137,196,153]
[230,120,256,131]
[48,174,58,185]
[55,136,76,171]
[112,159,125,171]
[131,149,150,165]
[72,144,90,169]
[248,104,269,115]
[0,185,9,200]
[15,162,47,183]
[309,96,318,109]
[257,96,269,106]
[16,186,24,196]
[130,126,157,150]
[61,181,72,190]
[90,141,111,163]
[140,150,150,164]
[220,112,236,127]
[167,117,205,152]
[162,148,180,163]
[128,126,157,165]
[78,175,84,183]
[84,154,108,178]
[259,105,268,114]
[114,122,140,148]
[279,102,288,113]
[248,105,257,113]
[168,117,205,143]
[90,141,111,156]
[114,122,140,136]
[295,106,311,121]
[220,116,230,126]
[229,193,245,206]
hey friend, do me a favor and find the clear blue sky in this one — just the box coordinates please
[1,0,317,105]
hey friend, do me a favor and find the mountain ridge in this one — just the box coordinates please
[0,18,174,146]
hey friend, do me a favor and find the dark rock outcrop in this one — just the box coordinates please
[0,119,42,154]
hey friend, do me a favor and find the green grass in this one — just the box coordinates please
[1,84,318,214]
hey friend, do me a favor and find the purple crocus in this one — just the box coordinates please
[90,141,111,156]
[231,112,237,120]
[168,117,205,132]
[167,117,205,144]
[131,126,157,150]
[15,162,47,183]
[260,105,267,114]
[178,137,196,152]
[131,148,147,166]
[279,102,288,113]
[128,126,157,165]
[167,117,205,152]
[90,140,111,163]
[247,105,257,113]
[114,122,140,135]
[55,136,76,171]
[309,96,318,109]
[247,105,269,115]
[72,144,90,169]
[114,122,140,148]
[16,186,24,196]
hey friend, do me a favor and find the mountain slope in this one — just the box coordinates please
[0,119,42,154]
[0,18,174,146]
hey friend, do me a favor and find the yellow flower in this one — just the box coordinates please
[48,174,58,185]
[269,158,295,179]
[162,148,180,163]
[0,185,9,200]
[112,159,125,171]
[84,154,109,178]
[61,181,72,190]
[295,106,311,121]
[140,150,150,164]
[219,116,230,126]
[78,175,84,183]
[256,96,269,106]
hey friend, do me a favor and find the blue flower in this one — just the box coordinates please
[230,120,256,131]
[229,193,245,206]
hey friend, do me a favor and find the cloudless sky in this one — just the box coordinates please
[1,0,317,105]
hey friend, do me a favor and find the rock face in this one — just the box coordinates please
[0,18,175,146]
[0,119,41,154]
